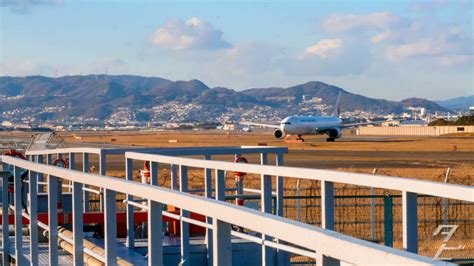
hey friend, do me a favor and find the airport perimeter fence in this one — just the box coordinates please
[279,178,474,264]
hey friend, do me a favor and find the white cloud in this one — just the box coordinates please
[303,39,343,59]
[437,55,473,66]
[370,31,393,43]
[0,60,56,76]
[322,12,399,32]
[385,39,446,60]
[151,17,231,50]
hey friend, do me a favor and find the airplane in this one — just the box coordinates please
[242,92,389,142]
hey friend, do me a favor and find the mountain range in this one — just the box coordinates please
[0,75,453,122]
[436,96,474,111]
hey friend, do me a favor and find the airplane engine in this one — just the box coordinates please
[273,129,285,139]
[328,128,341,139]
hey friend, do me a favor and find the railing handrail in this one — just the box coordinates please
[25,146,288,156]
[126,152,474,202]
[0,155,447,265]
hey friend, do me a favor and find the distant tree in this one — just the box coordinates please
[429,116,474,126]
[429,119,450,126]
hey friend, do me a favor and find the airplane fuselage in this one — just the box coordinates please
[279,115,342,136]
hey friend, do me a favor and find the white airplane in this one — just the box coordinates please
[243,92,386,142]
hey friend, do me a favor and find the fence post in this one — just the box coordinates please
[402,191,418,253]
[384,194,393,247]
[443,168,451,225]
[370,168,377,241]
[204,155,213,266]
[179,165,190,266]
[29,170,39,266]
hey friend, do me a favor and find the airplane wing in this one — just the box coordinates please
[240,121,280,129]
[340,120,401,128]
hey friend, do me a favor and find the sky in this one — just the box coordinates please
[0,0,473,101]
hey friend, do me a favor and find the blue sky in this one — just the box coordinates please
[1,0,473,100]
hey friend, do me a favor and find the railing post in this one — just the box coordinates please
[384,194,393,247]
[275,152,284,217]
[72,182,84,265]
[69,153,75,192]
[37,155,44,192]
[82,153,90,212]
[150,162,158,186]
[213,169,231,265]
[319,180,339,265]
[48,174,59,266]
[171,164,178,190]
[402,191,418,253]
[275,152,288,266]
[179,165,190,266]
[148,200,163,266]
[215,169,226,201]
[104,189,117,266]
[99,150,106,212]
[212,219,232,266]
[204,155,213,266]
[29,170,39,266]
[1,168,10,266]
[321,180,335,230]
[13,166,24,264]
[260,153,274,265]
[125,158,134,248]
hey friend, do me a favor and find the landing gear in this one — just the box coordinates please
[326,138,335,142]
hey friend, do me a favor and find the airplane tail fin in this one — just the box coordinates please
[332,91,342,117]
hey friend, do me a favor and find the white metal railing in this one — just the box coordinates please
[125,151,473,264]
[0,155,452,266]
[25,145,287,213]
